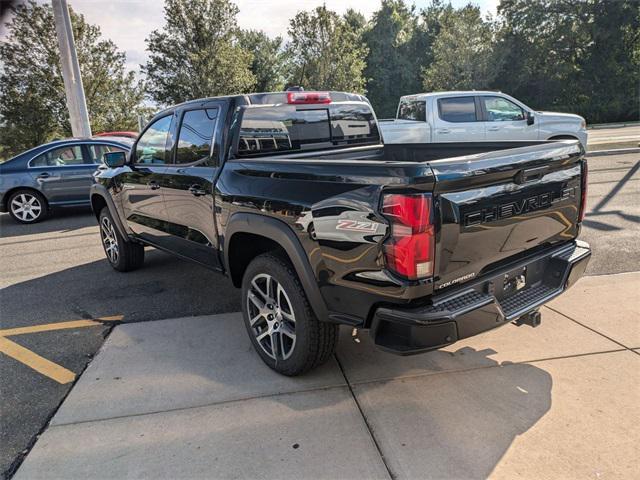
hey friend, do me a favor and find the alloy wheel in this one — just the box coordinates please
[246,273,297,361]
[100,216,119,264]
[10,193,42,222]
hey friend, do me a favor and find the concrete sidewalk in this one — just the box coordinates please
[14,273,640,479]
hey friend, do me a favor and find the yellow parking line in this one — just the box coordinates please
[0,315,123,384]
[0,315,123,337]
[0,337,76,384]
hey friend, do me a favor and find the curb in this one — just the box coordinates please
[588,123,639,129]
[586,147,640,157]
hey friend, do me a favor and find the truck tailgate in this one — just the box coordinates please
[431,141,586,292]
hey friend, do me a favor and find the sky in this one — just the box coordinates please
[30,0,498,72]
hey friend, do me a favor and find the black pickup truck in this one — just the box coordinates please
[92,90,591,375]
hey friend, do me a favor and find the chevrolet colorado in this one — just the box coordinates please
[92,90,591,375]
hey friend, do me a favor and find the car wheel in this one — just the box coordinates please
[241,253,338,376]
[8,190,48,224]
[99,207,144,272]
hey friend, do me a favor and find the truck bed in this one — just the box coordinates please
[222,139,586,323]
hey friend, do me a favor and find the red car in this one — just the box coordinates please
[94,131,138,139]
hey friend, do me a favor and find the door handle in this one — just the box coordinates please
[147,181,161,190]
[437,128,450,134]
[37,172,51,179]
[188,184,207,197]
[488,126,500,131]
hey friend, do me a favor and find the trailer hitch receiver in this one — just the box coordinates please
[513,310,541,328]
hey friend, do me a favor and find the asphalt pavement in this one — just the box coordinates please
[588,124,639,150]
[0,210,240,478]
[0,151,638,478]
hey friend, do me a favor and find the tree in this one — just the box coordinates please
[494,0,639,123]
[364,0,426,117]
[0,1,146,158]
[239,30,287,92]
[422,5,498,91]
[286,6,368,92]
[143,0,255,105]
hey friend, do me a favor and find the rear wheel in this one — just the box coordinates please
[241,253,338,376]
[99,207,144,272]
[8,190,48,224]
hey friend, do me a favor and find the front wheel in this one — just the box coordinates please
[99,207,144,272]
[241,253,338,376]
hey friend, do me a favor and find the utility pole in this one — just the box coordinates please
[52,0,92,137]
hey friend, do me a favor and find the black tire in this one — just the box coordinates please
[99,207,144,272]
[7,189,48,224]
[241,253,338,376]
[549,135,578,141]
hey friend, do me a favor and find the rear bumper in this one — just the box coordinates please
[370,240,591,355]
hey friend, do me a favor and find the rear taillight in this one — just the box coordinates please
[579,160,588,222]
[286,91,331,104]
[381,193,435,280]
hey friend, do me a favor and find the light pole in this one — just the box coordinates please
[51,0,91,137]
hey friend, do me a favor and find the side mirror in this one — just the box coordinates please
[103,151,127,168]
[526,111,535,126]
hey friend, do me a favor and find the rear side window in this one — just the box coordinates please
[30,145,84,167]
[237,103,379,157]
[438,97,478,123]
[397,100,426,121]
[175,108,219,165]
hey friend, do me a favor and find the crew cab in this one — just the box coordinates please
[379,91,588,148]
[92,90,591,376]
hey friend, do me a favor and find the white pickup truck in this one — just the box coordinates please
[379,91,588,148]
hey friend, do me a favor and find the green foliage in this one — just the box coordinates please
[0,1,146,158]
[286,6,368,92]
[364,0,427,117]
[494,0,639,123]
[422,5,497,92]
[2,0,637,156]
[238,30,287,92]
[142,0,255,105]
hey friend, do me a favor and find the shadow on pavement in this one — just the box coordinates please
[0,247,241,327]
[45,312,552,480]
[0,208,95,239]
[583,160,640,232]
[347,352,553,479]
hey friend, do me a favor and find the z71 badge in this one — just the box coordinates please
[336,219,378,233]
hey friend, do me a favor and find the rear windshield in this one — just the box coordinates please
[397,99,426,121]
[236,103,380,157]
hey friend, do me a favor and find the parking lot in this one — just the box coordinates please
[1,152,639,478]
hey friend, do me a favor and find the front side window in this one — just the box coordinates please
[30,145,84,167]
[482,96,525,122]
[88,144,127,164]
[175,108,219,165]
[135,115,172,164]
[397,100,426,121]
[438,97,478,123]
